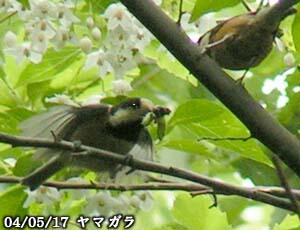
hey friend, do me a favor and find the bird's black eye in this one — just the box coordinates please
[129,103,139,109]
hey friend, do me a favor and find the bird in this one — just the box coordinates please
[20,97,170,190]
[198,2,296,72]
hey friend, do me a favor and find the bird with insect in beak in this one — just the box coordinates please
[20,97,171,190]
[197,0,297,80]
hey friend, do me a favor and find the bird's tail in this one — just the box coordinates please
[21,155,66,190]
[255,2,297,32]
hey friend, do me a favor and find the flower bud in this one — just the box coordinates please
[79,36,92,53]
[91,27,101,41]
[86,16,94,29]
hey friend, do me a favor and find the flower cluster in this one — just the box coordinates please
[23,177,153,216]
[84,190,153,216]
[84,3,152,94]
[1,1,154,96]
[3,0,79,64]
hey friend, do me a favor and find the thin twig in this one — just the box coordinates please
[176,0,184,26]
[272,155,300,218]
[0,11,17,24]
[198,136,252,142]
[242,0,252,12]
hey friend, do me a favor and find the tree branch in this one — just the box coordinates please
[119,0,300,177]
[1,175,300,199]
[0,132,299,212]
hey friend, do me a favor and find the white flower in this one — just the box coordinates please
[25,19,56,53]
[130,191,153,211]
[27,18,56,38]
[29,0,58,19]
[127,28,151,52]
[107,48,137,78]
[23,186,60,208]
[274,37,285,52]
[153,0,162,5]
[112,79,132,95]
[106,27,131,48]
[65,177,92,200]
[51,26,71,50]
[284,52,295,67]
[84,50,113,77]
[104,3,132,31]
[3,31,17,48]
[30,31,50,53]
[45,94,78,106]
[84,191,121,215]
[262,74,288,95]
[4,42,43,64]
[277,95,289,108]
[57,2,80,27]
[81,94,104,106]
[0,0,21,13]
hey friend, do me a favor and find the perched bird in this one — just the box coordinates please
[20,98,170,190]
[198,3,296,71]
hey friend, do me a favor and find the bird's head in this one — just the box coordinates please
[108,98,170,127]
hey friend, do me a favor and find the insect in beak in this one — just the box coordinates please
[142,106,171,140]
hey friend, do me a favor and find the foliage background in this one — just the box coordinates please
[0,0,300,229]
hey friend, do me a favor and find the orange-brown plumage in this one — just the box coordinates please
[198,4,296,70]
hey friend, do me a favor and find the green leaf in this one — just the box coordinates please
[292,6,300,52]
[0,146,24,160]
[0,108,33,133]
[168,99,225,130]
[0,185,27,218]
[17,47,82,87]
[152,223,187,230]
[165,99,271,165]
[191,0,240,21]
[233,159,277,186]
[130,64,205,105]
[13,153,40,177]
[274,215,300,230]
[101,95,129,105]
[210,138,272,166]
[144,42,197,86]
[0,79,17,107]
[172,194,231,230]
[162,139,215,158]
[83,0,119,14]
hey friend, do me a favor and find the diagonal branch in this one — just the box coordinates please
[0,132,299,212]
[119,0,300,177]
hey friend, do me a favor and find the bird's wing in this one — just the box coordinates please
[20,105,75,139]
[19,106,77,160]
[20,104,110,159]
